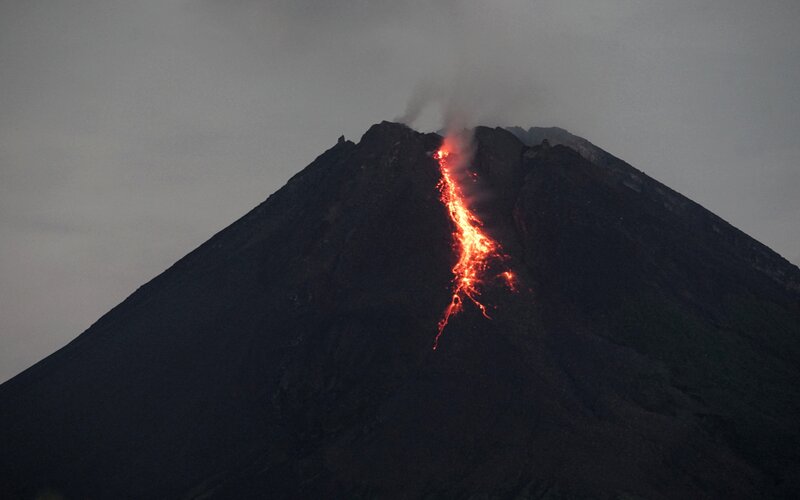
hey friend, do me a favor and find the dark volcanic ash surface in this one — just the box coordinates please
[1,122,799,499]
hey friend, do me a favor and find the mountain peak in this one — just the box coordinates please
[360,120,420,144]
[1,121,798,499]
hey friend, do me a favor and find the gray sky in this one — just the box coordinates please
[1,0,799,382]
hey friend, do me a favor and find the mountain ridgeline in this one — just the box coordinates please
[1,122,799,499]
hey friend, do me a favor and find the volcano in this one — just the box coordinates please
[1,122,799,499]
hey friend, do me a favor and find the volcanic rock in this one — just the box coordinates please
[1,122,799,499]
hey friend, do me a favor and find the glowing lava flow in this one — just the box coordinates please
[433,139,516,350]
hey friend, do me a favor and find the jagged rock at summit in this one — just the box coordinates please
[507,125,619,167]
[1,122,799,499]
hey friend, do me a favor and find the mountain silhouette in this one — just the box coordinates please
[1,122,799,499]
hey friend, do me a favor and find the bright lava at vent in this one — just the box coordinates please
[433,138,516,350]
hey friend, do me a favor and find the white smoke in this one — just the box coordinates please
[396,46,539,135]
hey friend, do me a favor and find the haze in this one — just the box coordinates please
[1,0,799,382]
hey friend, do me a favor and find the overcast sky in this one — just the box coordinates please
[1,0,798,382]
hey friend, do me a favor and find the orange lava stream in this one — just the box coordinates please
[433,141,516,350]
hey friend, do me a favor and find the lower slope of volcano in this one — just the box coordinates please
[1,122,799,499]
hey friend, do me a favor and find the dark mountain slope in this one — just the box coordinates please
[507,125,799,290]
[1,122,799,499]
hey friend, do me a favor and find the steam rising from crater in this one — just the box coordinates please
[396,62,537,136]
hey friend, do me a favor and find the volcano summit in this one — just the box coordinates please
[1,122,799,499]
